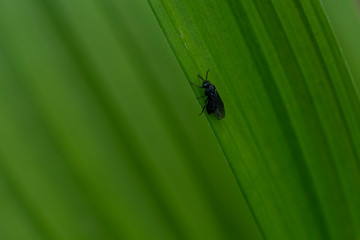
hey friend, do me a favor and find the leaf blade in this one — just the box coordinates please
[149,0,360,238]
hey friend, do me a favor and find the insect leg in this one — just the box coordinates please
[196,95,206,99]
[199,99,208,115]
[191,82,203,88]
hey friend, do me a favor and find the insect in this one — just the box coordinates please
[192,69,225,120]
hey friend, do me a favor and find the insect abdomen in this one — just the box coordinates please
[206,99,217,113]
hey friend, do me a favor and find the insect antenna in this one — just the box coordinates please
[197,69,210,82]
[197,74,205,82]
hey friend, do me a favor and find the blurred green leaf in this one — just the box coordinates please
[149,0,360,239]
[322,0,360,85]
[0,0,261,239]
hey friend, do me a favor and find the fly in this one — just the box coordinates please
[192,69,225,120]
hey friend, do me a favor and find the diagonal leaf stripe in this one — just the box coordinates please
[149,0,360,239]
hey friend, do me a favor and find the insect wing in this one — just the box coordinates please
[214,94,225,120]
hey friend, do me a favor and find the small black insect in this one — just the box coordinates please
[192,69,225,120]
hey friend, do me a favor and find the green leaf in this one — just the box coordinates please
[148,0,360,239]
[322,0,360,86]
[0,0,261,239]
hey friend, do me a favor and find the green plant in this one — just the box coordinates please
[149,0,360,239]
[0,0,360,239]
[0,0,260,239]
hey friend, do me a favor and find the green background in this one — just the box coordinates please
[0,0,359,239]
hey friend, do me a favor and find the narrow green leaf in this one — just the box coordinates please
[149,0,360,239]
